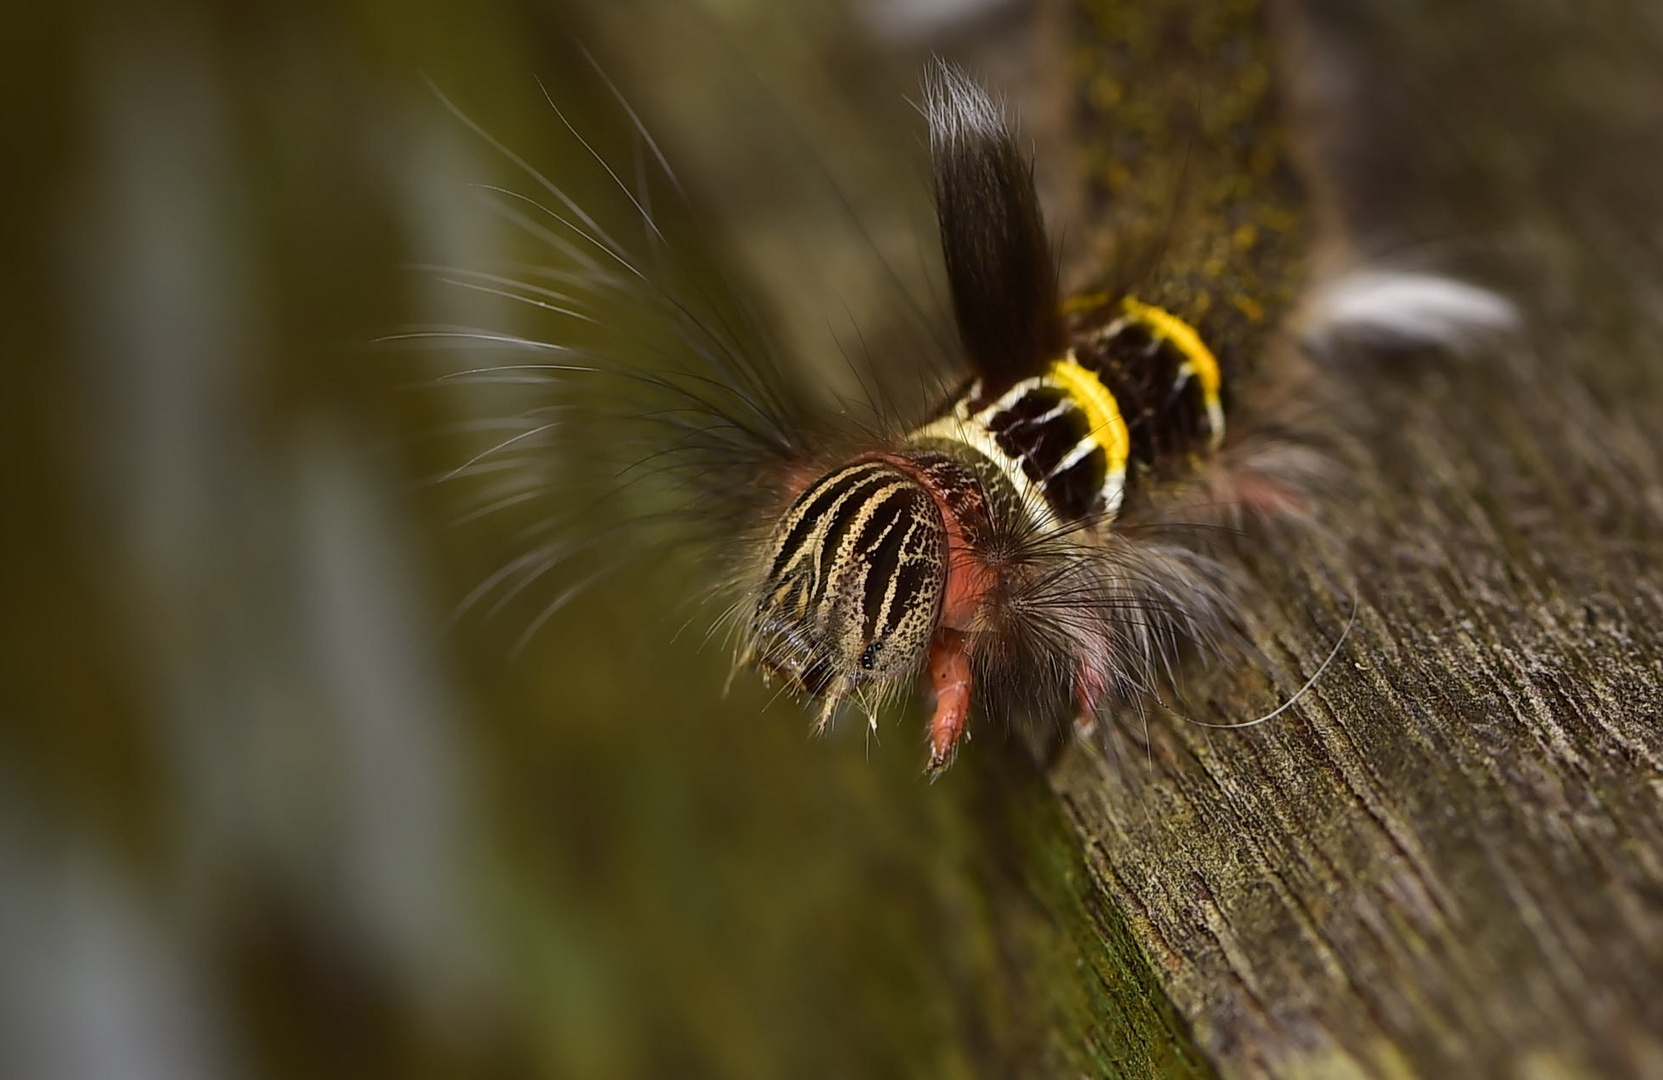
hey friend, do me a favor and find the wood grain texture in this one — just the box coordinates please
[1037,0,1663,1076]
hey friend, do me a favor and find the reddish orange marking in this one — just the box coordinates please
[779,462,830,500]
[1075,663,1107,720]
[1232,470,1307,518]
[863,450,997,771]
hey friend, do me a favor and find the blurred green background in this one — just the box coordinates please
[0,1,1133,1077]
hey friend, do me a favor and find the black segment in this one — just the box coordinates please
[1079,322,1211,477]
[1047,450,1106,519]
[927,61,1063,396]
[979,385,1105,521]
[986,388,1081,465]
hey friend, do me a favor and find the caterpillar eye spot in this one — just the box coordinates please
[859,644,879,670]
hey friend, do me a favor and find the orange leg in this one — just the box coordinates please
[925,628,973,774]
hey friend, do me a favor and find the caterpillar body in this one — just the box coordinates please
[734,42,1320,774]
[428,6,1340,775]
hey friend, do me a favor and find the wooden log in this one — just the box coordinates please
[1014,0,1663,1075]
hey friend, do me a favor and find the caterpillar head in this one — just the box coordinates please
[746,460,947,723]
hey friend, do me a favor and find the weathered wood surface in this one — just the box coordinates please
[1034,0,1663,1076]
[6,0,1663,1077]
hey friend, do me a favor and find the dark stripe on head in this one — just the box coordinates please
[851,488,912,567]
[859,493,926,641]
[808,478,907,606]
[879,557,935,644]
[767,462,889,581]
[750,453,951,695]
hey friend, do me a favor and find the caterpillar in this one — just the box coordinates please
[418,7,1456,776]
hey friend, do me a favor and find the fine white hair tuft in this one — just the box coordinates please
[923,57,1009,151]
[1303,269,1519,355]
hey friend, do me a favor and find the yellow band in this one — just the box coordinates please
[1046,353,1129,472]
[1120,297,1222,396]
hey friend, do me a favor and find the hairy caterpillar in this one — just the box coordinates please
[415,7,1453,775]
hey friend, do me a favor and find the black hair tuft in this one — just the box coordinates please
[925,60,1064,396]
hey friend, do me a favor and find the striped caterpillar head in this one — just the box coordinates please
[747,460,947,711]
